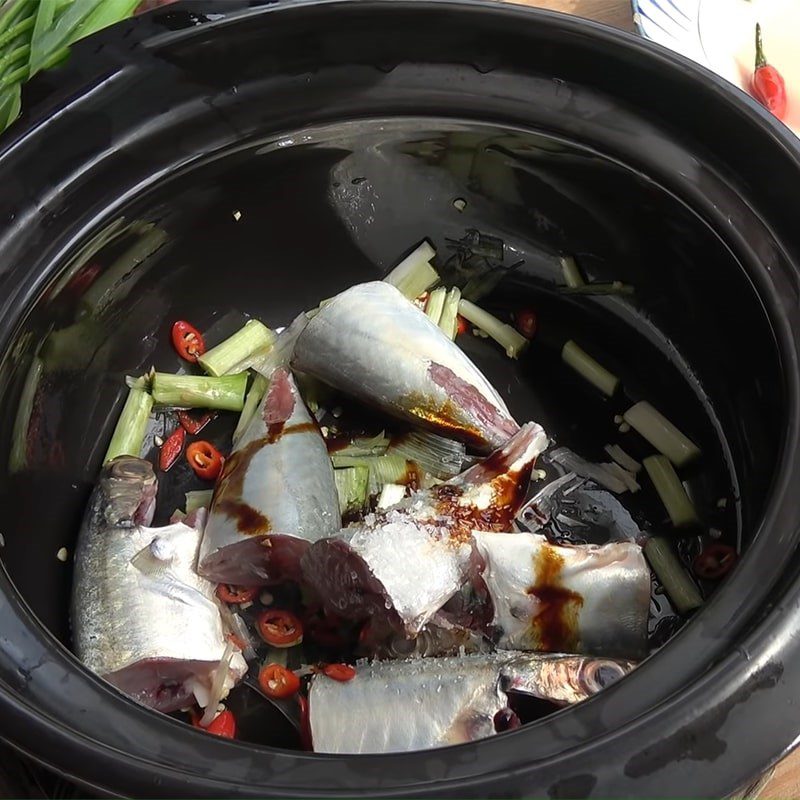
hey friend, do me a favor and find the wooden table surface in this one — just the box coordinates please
[504,0,800,796]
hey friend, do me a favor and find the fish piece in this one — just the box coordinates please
[291,281,519,451]
[198,368,340,585]
[72,456,246,713]
[516,472,644,544]
[302,422,547,634]
[308,651,634,753]
[472,530,650,659]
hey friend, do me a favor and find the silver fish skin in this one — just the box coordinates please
[308,651,634,753]
[291,281,519,451]
[472,530,650,660]
[198,367,340,585]
[72,457,246,713]
[301,422,548,634]
[517,472,644,544]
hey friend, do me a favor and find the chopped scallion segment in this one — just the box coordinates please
[333,432,390,458]
[104,388,154,464]
[383,240,439,299]
[457,298,528,359]
[233,373,268,444]
[198,320,276,377]
[331,454,415,495]
[425,286,447,326]
[560,255,585,288]
[151,372,247,412]
[644,536,703,615]
[643,455,699,528]
[624,401,701,467]
[186,490,214,514]
[389,430,465,479]
[438,287,461,341]
[604,444,642,473]
[561,341,619,397]
[250,312,310,380]
[334,466,370,516]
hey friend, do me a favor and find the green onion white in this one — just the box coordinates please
[424,286,447,326]
[334,466,370,516]
[644,536,703,614]
[383,240,439,299]
[332,432,390,458]
[104,387,154,464]
[198,320,276,377]
[233,373,268,444]
[186,490,214,514]
[438,287,461,340]
[560,255,585,288]
[643,455,699,528]
[561,340,619,397]
[389,430,465,479]
[624,401,701,467]
[457,298,528,359]
[331,453,414,495]
[604,444,641,473]
[151,372,247,412]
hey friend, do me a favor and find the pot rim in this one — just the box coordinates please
[0,1,799,797]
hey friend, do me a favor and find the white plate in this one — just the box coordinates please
[632,0,800,137]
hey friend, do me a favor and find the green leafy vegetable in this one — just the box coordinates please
[0,0,138,134]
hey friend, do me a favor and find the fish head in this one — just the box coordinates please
[501,653,635,705]
[100,456,157,528]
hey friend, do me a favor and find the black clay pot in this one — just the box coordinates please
[0,1,799,797]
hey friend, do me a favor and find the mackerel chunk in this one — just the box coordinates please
[472,531,650,660]
[72,457,246,713]
[198,368,340,585]
[308,651,635,753]
[291,281,520,451]
[302,423,548,634]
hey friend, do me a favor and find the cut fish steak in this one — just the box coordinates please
[291,281,520,451]
[198,367,340,585]
[472,530,650,659]
[302,422,548,634]
[308,651,634,753]
[71,456,246,712]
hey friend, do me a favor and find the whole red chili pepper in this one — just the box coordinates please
[752,23,787,121]
[159,426,185,471]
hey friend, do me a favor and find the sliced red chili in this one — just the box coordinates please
[171,320,206,363]
[216,584,259,604]
[456,314,469,336]
[322,663,356,682]
[191,708,236,738]
[258,663,300,699]
[693,543,738,580]
[256,609,303,648]
[186,440,224,481]
[177,410,216,435]
[159,426,185,472]
[514,308,538,339]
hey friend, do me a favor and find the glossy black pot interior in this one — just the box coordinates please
[0,1,799,797]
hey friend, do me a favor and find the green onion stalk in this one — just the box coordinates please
[151,372,247,411]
